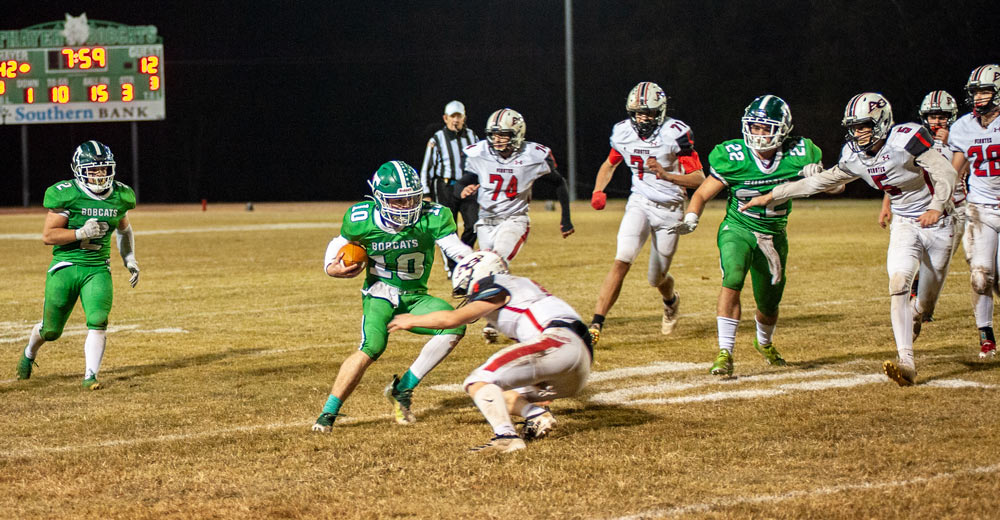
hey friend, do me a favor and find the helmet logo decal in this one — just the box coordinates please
[868,99,887,112]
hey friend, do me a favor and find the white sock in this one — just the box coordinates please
[890,294,914,363]
[974,293,994,329]
[755,318,775,346]
[472,384,516,437]
[25,322,45,359]
[407,334,462,380]
[520,403,547,419]
[717,317,739,353]
[84,329,107,379]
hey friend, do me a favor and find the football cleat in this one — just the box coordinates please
[588,323,602,347]
[661,293,680,335]
[882,360,916,386]
[383,374,416,425]
[523,411,557,441]
[81,376,102,390]
[311,412,338,433]
[753,338,787,366]
[980,339,997,359]
[710,349,734,377]
[482,325,499,344]
[16,353,36,380]
[469,434,526,454]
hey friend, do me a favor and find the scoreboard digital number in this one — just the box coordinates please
[0,18,164,125]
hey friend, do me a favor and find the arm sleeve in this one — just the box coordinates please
[904,127,934,157]
[454,172,478,198]
[678,150,703,173]
[607,148,624,165]
[535,172,572,227]
[915,149,958,213]
[116,224,136,266]
[419,137,437,195]
[770,165,856,204]
[324,235,349,273]
[435,233,473,262]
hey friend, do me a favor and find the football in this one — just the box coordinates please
[338,241,368,268]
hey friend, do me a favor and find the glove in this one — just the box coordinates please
[671,212,700,235]
[591,191,606,210]
[75,218,108,240]
[800,163,823,177]
[126,260,140,288]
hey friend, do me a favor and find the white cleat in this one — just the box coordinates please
[661,292,680,335]
[482,325,499,344]
[523,411,557,441]
[469,435,526,454]
[882,360,917,386]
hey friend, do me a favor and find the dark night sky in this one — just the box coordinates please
[2,1,998,206]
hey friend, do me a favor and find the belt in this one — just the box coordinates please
[546,319,593,358]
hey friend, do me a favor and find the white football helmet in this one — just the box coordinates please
[485,108,526,158]
[626,81,668,140]
[451,250,510,298]
[965,64,1000,116]
[842,92,893,153]
[918,90,958,130]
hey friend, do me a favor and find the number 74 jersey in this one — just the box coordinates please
[463,140,555,219]
[948,112,1000,204]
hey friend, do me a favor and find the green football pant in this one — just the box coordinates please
[359,292,466,361]
[717,222,788,316]
[40,263,113,340]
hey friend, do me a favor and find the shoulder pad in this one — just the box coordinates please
[891,123,934,156]
[468,275,510,302]
[464,141,489,158]
[521,141,552,163]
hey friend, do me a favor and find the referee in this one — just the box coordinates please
[419,100,479,272]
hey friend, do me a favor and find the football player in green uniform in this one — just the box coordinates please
[312,160,473,432]
[671,96,824,376]
[16,141,140,390]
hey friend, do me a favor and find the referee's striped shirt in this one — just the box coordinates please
[419,127,478,194]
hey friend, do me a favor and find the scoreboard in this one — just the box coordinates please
[0,19,164,125]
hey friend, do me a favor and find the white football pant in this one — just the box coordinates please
[476,215,530,262]
[463,327,590,403]
[916,205,965,317]
[615,192,683,287]
[963,203,1000,327]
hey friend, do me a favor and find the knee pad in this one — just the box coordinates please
[85,312,110,331]
[888,272,912,296]
[40,329,62,342]
[971,267,994,295]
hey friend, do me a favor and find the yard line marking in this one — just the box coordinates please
[0,222,339,241]
[0,324,187,344]
[609,463,1000,519]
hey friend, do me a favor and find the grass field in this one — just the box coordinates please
[2,199,998,519]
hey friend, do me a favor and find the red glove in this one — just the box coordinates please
[591,191,606,210]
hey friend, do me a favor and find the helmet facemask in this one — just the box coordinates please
[918,90,957,133]
[368,161,424,228]
[628,109,664,140]
[741,95,793,153]
[969,86,1000,117]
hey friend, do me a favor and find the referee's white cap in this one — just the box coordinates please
[444,100,466,116]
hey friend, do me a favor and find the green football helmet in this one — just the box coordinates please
[368,160,423,227]
[741,95,793,152]
[71,140,116,193]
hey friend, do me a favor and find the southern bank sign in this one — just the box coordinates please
[0,101,165,124]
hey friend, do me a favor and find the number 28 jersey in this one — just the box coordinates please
[341,201,456,293]
[464,140,555,220]
[43,179,136,266]
[610,117,696,205]
[948,112,1000,205]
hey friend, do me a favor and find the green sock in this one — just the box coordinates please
[397,370,421,392]
[322,395,343,415]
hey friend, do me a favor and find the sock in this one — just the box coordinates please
[24,322,44,359]
[591,314,605,328]
[979,326,996,344]
[83,329,106,379]
[755,318,775,346]
[472,384,516,437]
[717,317,739,353]
[890,293,913,359]
[974,294,994,328]
[322,395,343,416]
[521,403,547,419]
[398,334,462,391]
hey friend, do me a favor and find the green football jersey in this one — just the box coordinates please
[708,137,822,234]
[341,200,457,292]
[43,180,136,266]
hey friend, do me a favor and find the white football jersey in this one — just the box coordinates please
[610,117,696,205]
[838,123,939,218]
[464,140,554,219]
[948,113,1000,205]
[469,273,582,344]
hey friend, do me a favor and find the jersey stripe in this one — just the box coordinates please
[484,337,563,372]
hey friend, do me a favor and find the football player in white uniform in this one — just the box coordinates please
[948,64,1000,359]
[741,93,958,386]
[588,82,705,343]
[388,251,592,454]
[878,90,964,324]
[456,108,574,342]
